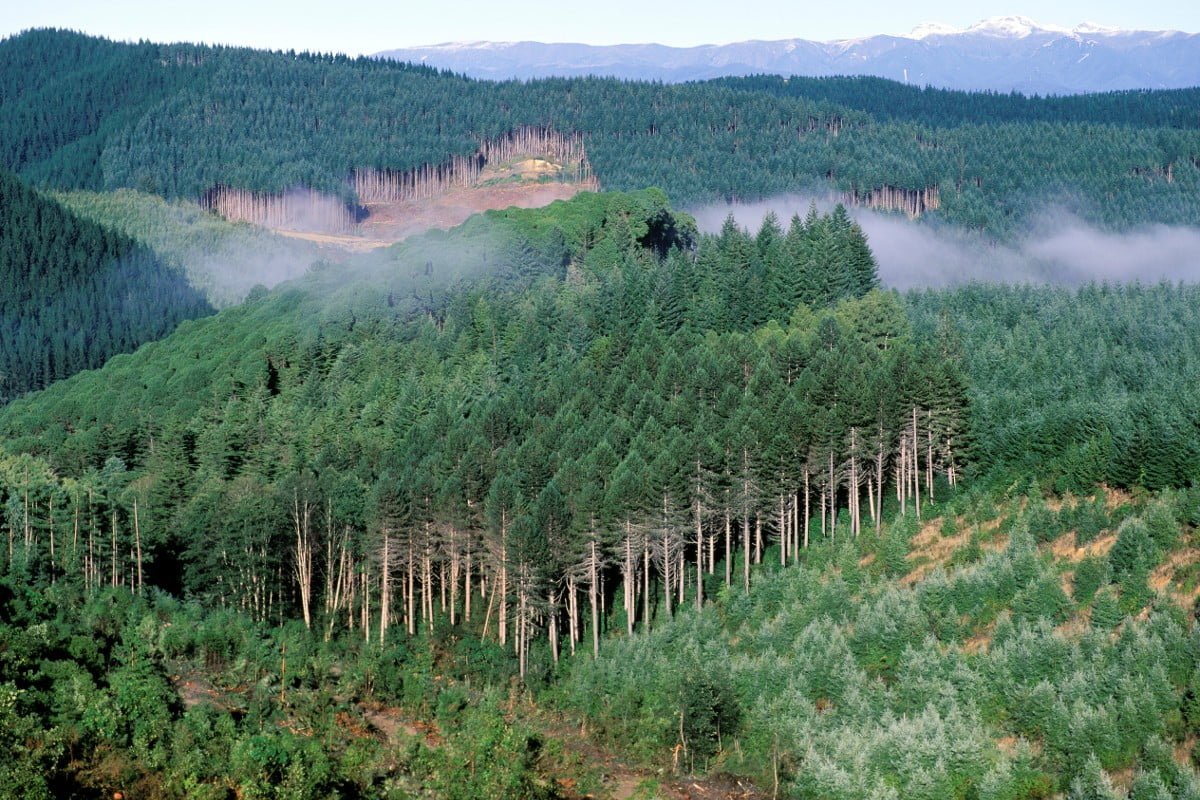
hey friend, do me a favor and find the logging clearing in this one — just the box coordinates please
[202,127,599,248]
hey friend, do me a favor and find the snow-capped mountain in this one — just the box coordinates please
[376,17,1200,94]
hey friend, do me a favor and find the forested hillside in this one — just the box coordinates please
[910,284,1200,492]
[0,192,915,642]
[4,29,1200,233]
[4,24,1200,800]
[3,190,1200,797]
[0,169,212,403]
[714,76,1200,129]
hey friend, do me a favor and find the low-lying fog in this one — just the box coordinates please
[689,195,1200,289]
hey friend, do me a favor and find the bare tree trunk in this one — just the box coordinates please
[406,538,416,637]
[499,511,508,647]
[724,509,732,587]
[695,499,704,610]
[623,523,636,636]
[803,469,810,549]
[48,494,56,582]
[590,537,601,657]
[912,407,922,518]
[449,527,460,626]
[549,586,560,665]
[643,534,651,628]
[779,495,787,566]
[422,526,434,633]
[754,512,763,565]
[465,534,473,622]
[292,491,313,630]
[111,511,118,588]
[567,573,578,656]
[742,509,750,592]
[379,534,391,644]
[362,564,371,643]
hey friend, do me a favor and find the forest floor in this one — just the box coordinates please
[534,713,768,800]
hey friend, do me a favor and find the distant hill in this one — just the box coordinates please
[377,16,1200,94]
[4,29,1200,239]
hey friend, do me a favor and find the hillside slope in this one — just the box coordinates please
[4,30,1200,234]
[0,169,212,403]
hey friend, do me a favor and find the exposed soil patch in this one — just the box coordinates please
[245,154,592,251]
[1049,532,1117,563]
[903,516,1006,585]
[358,180,585,244]
[360,703,441,746]
[538,715,767,800]
[273,229,394,251]
[1150,539,1200,608]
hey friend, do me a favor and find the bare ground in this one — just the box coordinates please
[357,181,584,244]
[537,715,767,800]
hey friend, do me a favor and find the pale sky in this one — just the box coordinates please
[2,0,1196,53]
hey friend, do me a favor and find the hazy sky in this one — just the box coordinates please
[3,0,1196,53]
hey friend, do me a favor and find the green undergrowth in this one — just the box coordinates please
[0,582,574,799]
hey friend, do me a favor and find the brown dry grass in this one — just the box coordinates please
[1150,541,1200,609]
[1049,531,1117,563]
[901,515,1007,586]
[1175,736,1197,770]
[1055,612,1090,641]
[963,625,995,654]
[902,517,966,585]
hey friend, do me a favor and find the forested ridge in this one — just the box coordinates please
[4,29,1200,233]
[0,191,930,648]
[0,168,212,404]
[714,75,1200,129]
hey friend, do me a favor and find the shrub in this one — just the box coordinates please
[1073,558,1110,605]
[1110,518,1155,581]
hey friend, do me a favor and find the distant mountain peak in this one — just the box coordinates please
[377,20,1200,94]
[900,16,1178,41]
[905,22,961,40]
[965,16,1066,37]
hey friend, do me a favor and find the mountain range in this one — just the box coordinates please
[377,16,1200,94]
